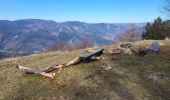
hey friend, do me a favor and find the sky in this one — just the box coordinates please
[0,0,166,23]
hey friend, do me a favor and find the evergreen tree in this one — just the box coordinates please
[142,17,167,40]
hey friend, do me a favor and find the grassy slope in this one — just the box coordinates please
[0,40,170,100]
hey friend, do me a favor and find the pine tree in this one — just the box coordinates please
[142,17,166,40]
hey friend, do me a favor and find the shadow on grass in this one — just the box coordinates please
[110,54,170,100]
[4,54,170,100]
[5,61,136,100]
[137,72,170,100]
[83,67,136,100]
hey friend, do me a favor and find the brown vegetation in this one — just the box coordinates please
[116,25,141,42]
[48,38,94,51]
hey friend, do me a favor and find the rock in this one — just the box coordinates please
[149,41,159,52]
[159,42,165,46]
[119,42,132,48]
[121,48,132,55]
[102,66,112,71]
[138,48,149,57]
[118,42,133,55]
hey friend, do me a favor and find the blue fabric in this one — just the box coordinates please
[150,41,159,52]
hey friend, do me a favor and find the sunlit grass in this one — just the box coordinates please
[0,40,170,100]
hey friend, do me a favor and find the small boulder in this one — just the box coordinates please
[149,41,159,52]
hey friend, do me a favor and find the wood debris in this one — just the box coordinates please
[17,48,104,78]
[107,41,161,57]
[107,42,133,55]
[17,65,55,78]
[66,57,80,66]
[101,66,112,71]
[67,48,104,66]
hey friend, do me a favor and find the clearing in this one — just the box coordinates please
[0,40,170,100]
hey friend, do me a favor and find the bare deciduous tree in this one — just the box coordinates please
[116,25,141,42]
[163,0,170,17]
[48,42,73,51]
[76,38,93,49]
[48,38,93,51]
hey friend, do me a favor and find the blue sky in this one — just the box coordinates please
[0,0,166,23]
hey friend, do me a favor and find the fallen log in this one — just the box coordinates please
[66,57,80,66]
[17,48,104,78]
[79,48,104,61]
[16,65,55,78]
[90,56,104,61]
[42,64,65,73]
[66,48,104,66]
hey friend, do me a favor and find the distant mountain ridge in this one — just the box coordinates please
[0,19,146,54]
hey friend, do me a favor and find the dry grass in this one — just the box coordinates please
[0,40,170,100]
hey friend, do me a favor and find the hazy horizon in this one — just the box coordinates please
[0,18,149,24]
